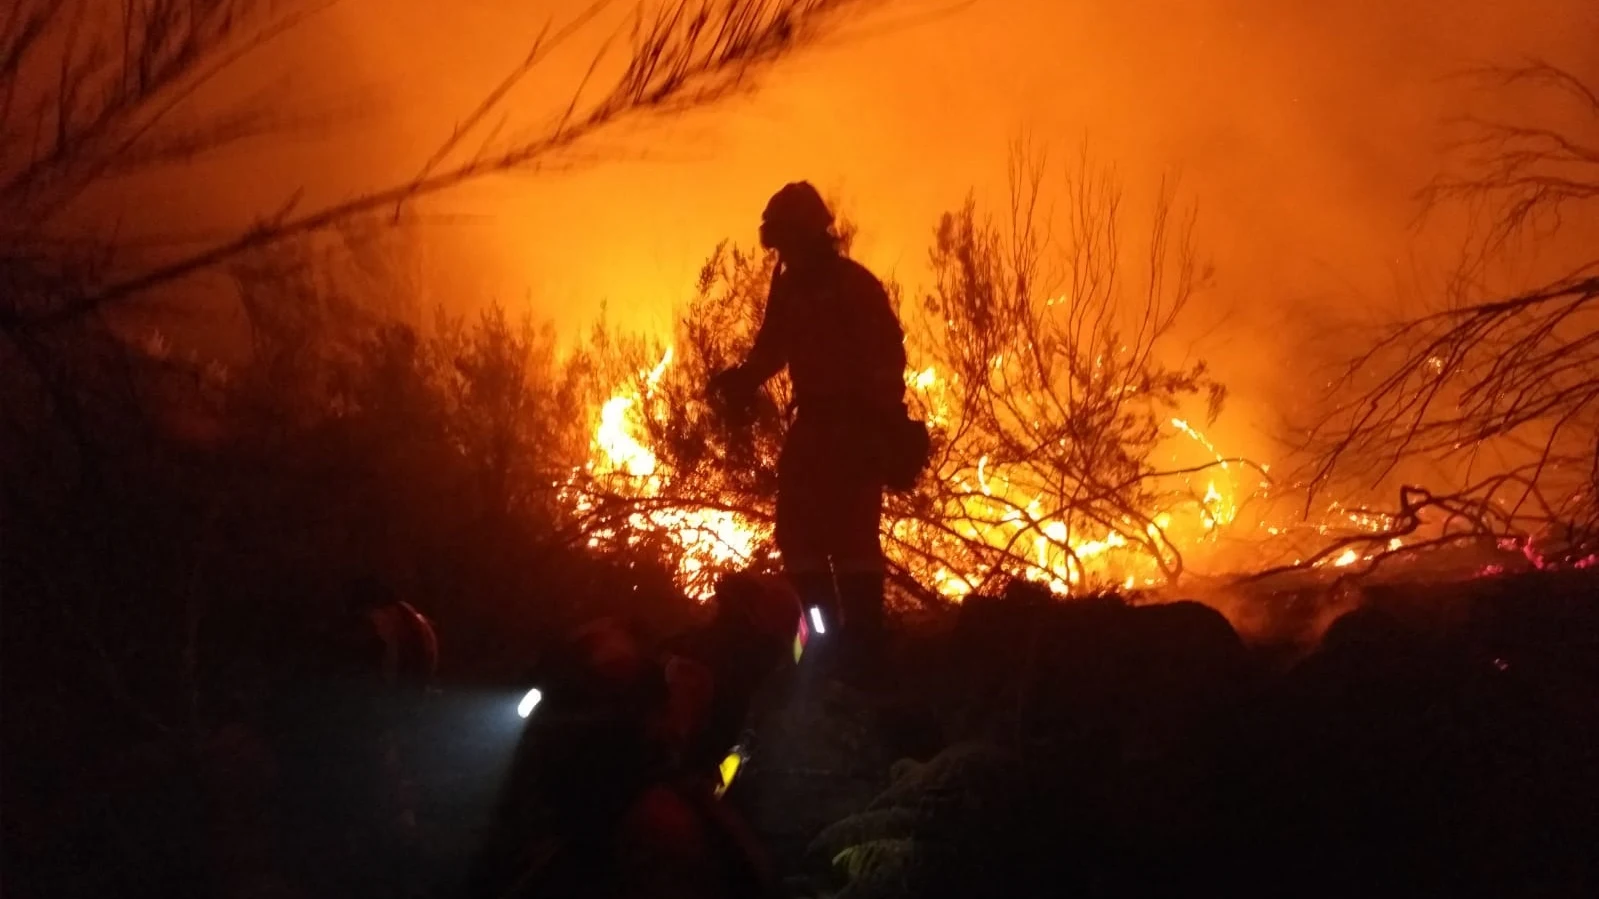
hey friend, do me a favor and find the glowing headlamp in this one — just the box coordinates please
[517,687,543,720]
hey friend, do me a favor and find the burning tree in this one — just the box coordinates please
[568,146,1266,602]
[1303,60,1599,571]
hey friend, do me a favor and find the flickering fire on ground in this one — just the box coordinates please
[562,349,1454,601]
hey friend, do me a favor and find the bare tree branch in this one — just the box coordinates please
[1304,61,1599,564]
[2,0,881,334]
[1420,58,1599,270]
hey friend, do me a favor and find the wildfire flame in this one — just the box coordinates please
[567,351,1480,601]
[565,347,768,600]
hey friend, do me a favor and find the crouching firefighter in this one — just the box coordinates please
[472,618,778,899]
[709,182,930,686]
[662,572,803,797]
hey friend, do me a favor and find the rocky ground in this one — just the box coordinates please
[9,568,1596,899]
[731,569,1599,899]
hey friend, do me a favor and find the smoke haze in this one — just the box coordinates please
[82,0,1599,465]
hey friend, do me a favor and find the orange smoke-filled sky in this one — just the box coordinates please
[116,0,1599,456]
[325,3,1593,308]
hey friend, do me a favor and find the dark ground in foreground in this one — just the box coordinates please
[7,568,1598,899]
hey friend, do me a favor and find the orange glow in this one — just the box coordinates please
[78,0,1583,598]
[564,347,769,600]
[44,1,1588,573]
[561,333,1521,599]
[267,1,1585,366]
[566,347,1439,600]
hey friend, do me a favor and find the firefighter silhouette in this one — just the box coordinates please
[477,617,776,899]
[709,182,908,682]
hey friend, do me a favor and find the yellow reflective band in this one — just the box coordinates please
[716,751,742,798]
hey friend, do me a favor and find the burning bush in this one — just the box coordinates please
[893,147,1237,597]
[561,237,793,598]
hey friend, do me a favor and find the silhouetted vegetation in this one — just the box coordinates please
[1303,61,1599,569]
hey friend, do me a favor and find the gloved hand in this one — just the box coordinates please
[708,366,758,426]
[707,366,752,404]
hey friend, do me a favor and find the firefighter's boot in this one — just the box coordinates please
[835,572,888,689]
